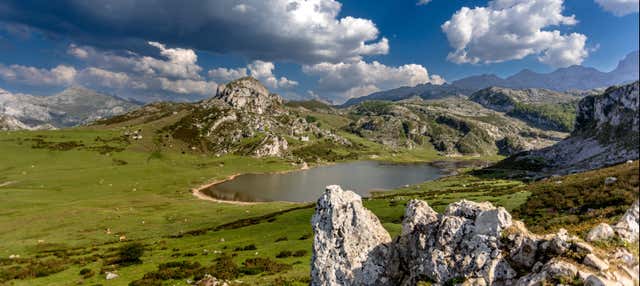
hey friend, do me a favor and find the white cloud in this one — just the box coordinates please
[247,60,298,89]
[208,67,248,82]
[158,78,217,95]
[441,0,589,68]
[67,42,202,80]
[208,60,298,89]
[0,64,76,86]
[303,60,444,101]
[77,67,130,88]
[417,0,432,5]
[3,0,389,64]
[595,0,639,16]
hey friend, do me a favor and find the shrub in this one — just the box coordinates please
[79,268,94,278]
[275,251,292,258]
[210,255,239,280]
[292,250,308,257]
[241,257,292,275]
[234,244,257,251]
[118,243,145,265]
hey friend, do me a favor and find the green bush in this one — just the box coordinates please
[118,243,145,265]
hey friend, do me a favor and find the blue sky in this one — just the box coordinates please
[0,0,638,103]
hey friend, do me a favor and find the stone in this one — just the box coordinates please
[311,185,396,286]
[474,207,512,236]
[584,254,610,271]
[587,223,615,242]
[251,134,288,157]
[105,272,119,280]
[585,275,619,286]
[613,200,639,243]
[543,259,578,280]
[604,177,618,185]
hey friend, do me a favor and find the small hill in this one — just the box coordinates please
[0,86,140,129]
[469,87,579,132]
[341,83,472,107]
[345,98,567,156]
[496,81,639,174]
[93,77,352,160]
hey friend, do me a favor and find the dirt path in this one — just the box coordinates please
[0,181,17,188]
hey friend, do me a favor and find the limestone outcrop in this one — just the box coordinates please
[311,186,639,286]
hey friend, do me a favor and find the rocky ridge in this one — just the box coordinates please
[311,185,639,286]
[502,81,639,174]
[0,87,139,129]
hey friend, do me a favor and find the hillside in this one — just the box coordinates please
[0,87,140,129]
[495,81,639,175]
[345,98,566,156]
[341,83,472,107]
[469,87,580,132]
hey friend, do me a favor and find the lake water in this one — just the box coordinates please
[201,160,450,202]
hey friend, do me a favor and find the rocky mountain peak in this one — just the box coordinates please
[214,77,283,114]
[311,185,639,285]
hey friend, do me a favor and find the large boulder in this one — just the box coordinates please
[311,185,397,286]
[614,200,639,243]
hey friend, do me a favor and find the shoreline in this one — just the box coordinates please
[190,158,490,205]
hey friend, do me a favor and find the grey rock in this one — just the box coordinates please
[311,185,396,286]
[614,200,639,243]
[584,254,610,271]
[587,223,616,242]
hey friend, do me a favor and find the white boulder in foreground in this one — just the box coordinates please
[311,186,639,286]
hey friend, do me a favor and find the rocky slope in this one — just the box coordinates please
[311,185,639,286]
[0,87,140,129]
[453,51,639,92]
[98,77,351,159]
[499,81,639,174]
[345,98,566,156]
[469,87,579,132]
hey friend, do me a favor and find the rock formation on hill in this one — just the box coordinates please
[164,77,349,157]
[311,186,639,286]
[500,81,639,174]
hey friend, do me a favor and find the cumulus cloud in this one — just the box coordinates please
[441,0,589,68]
[595,0,639,16]
[0,0,389,64]
[247,60,298,89]
[417,0,432,5]
[77,67,131,88]
[303,60,444,102]
[207,60,297,89]
[208,67,248,82]
[0,64,76,86]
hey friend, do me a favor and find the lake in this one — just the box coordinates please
[201,160,452,202]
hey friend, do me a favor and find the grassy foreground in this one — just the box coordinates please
[0,128,637,285]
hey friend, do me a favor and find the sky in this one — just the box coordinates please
[0,0,638,103]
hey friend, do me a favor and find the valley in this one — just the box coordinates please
[0,76,638,285]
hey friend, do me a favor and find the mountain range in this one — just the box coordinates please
[344,51,639,106]
[0,87,140,130]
